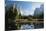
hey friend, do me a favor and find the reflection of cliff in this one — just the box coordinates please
[34,4,44,19]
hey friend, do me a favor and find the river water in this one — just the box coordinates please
[19,23,43,30]
[20,24,34,30]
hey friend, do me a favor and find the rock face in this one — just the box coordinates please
[34,4,44,18]
[34,8,41,17]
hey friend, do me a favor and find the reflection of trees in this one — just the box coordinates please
[5,6,18,30]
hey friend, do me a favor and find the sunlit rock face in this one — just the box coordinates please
[34,4,44,17]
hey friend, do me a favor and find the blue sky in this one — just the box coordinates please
[5,0,43,16]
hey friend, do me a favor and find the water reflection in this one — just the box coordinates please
[20,24,34,30]
[19,23,44,30]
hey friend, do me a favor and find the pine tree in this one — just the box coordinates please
[5,5,18,30]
